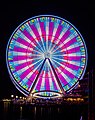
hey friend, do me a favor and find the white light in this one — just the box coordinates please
[11,95,14,98]
[16,96,18,98]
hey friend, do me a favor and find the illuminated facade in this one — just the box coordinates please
[6,15,87,98]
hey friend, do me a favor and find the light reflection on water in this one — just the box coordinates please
[19,106,22,120]
[3,101,10,120]
[0,101,88,120]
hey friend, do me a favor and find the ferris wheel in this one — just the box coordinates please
[6,15,87,98]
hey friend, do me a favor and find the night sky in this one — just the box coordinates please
[0,0,95,99]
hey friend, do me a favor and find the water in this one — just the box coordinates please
[0,101,88,120]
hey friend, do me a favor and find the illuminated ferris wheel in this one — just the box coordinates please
[6,15,87,98]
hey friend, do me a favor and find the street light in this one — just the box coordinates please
[11,95,14,98]
[16,96,18,99]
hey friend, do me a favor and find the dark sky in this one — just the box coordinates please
[0,0,95,99]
